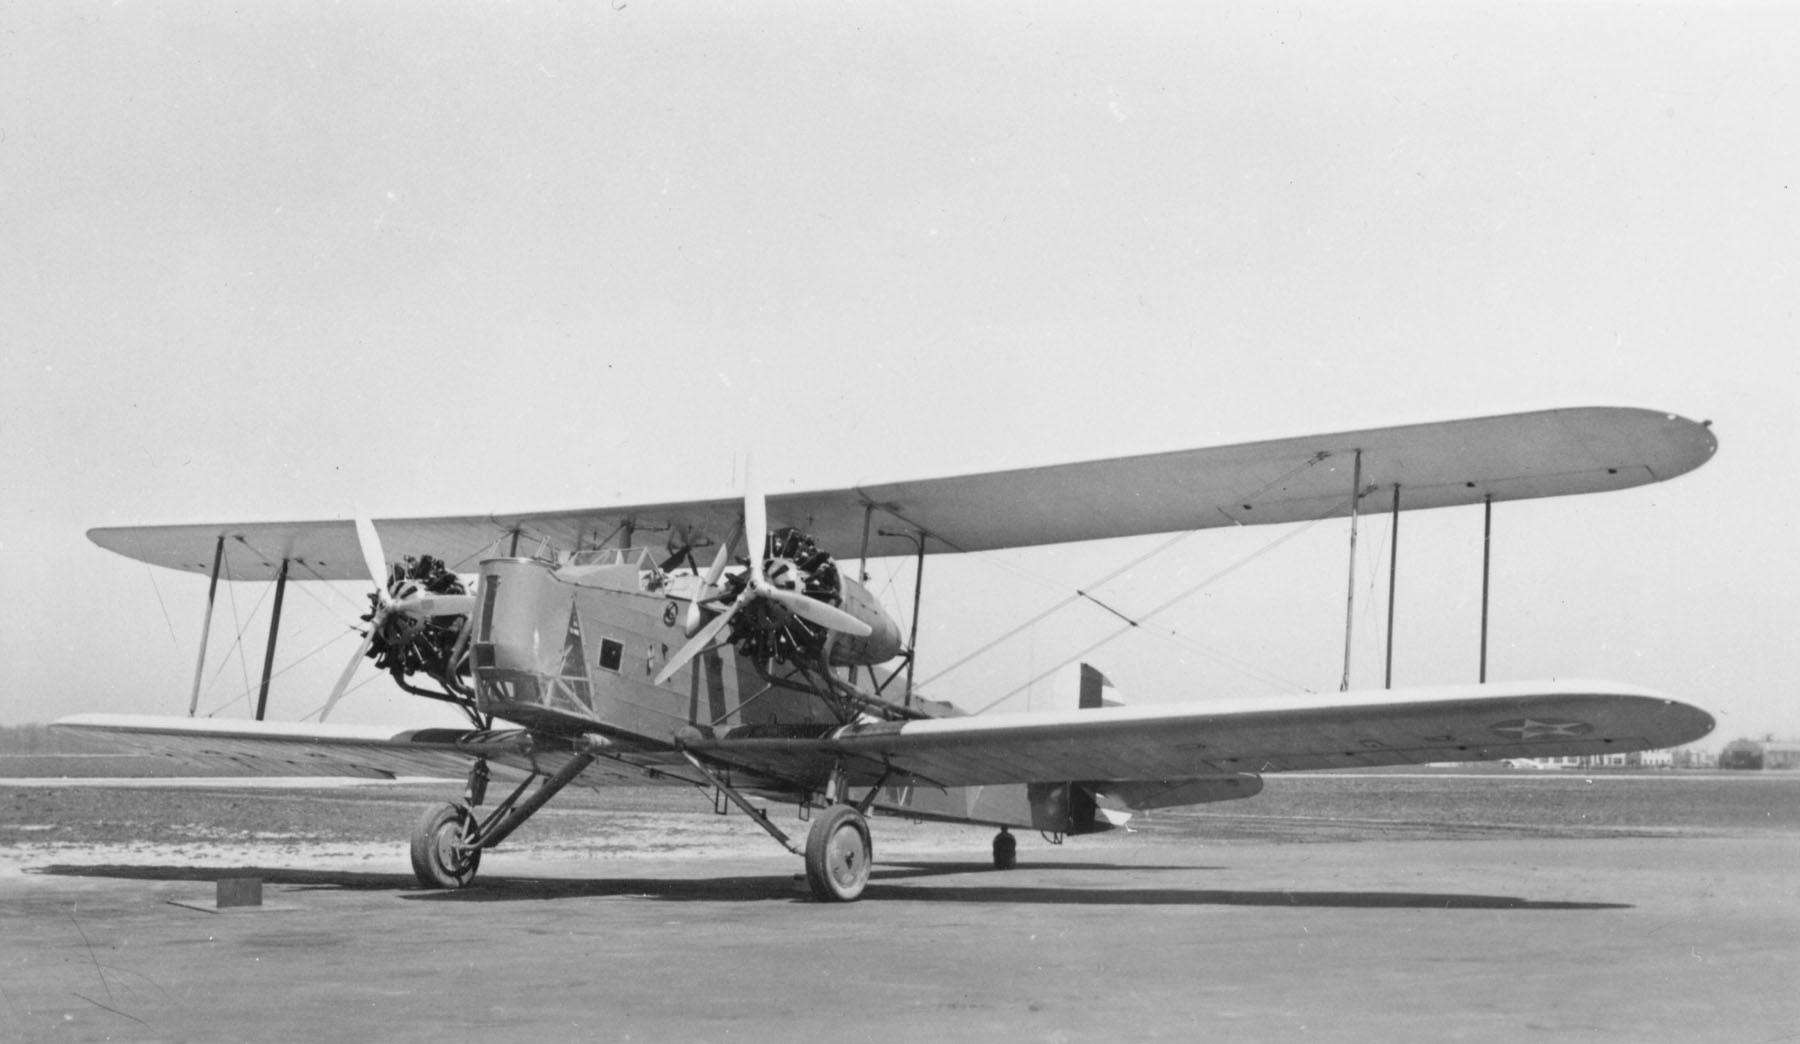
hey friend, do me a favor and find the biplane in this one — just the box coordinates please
[54,407,1718,901]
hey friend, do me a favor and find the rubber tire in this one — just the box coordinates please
[993,830,1018,871]
[804,804,873,902]
[410,802,482,889]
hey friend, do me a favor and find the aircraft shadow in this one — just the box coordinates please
[878,860,1213,874]
[29,861,1628,910]
[861,883,1628,910]
[30,863,420,892]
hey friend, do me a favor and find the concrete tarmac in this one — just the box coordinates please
[1,835,1794,1043]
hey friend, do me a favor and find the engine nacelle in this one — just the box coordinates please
[826,576,904,666]
[710,526,907,671]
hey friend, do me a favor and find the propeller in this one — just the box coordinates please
[683,539,735,638]
[320,516,476,721]
[654,462,871,686]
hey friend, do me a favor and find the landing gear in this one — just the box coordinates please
[407,748,604,890]
[804,804,873,902]
[992,827,1017,870]
[679,750,878,903]
[411,802,481,889]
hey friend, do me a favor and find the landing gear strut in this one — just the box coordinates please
[409,746,604,890]
[680,749,881,903]
[804,804,873,902]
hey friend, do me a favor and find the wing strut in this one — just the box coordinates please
[1340,449,1364,693]
[1480,494,1494,683]
[1384,484,1401,690]
[879,528,929,707]
[187,535,225,717]
[849,502,875,689]
[254,558,290,721]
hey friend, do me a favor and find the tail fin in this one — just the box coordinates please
[1079,663,1126,709]
[1018,664,1136,836]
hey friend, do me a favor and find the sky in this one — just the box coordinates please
[3,1,1796,743]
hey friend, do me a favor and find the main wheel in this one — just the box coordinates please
[804,804,873,902]
[992,829,1017,870]
[411,802,481,889]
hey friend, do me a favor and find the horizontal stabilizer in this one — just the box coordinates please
[1096,775,1263,811]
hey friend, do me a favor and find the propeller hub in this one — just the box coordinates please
[762,557,803,593]
[652,464,873,687]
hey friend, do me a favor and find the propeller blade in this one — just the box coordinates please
[702,537,733,588]
[392,591,478,619]
[656,595,744,686]
[660,457,875,685]
[355,514,390,604]
[758,584,874,637]
[743,457,766,586]
[322,514,396,722]
[320,620,380,722]
[684,540,736,637]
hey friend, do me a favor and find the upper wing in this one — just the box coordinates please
[89,407,1714,580]
[692,680,1715,788]
[47,715,694,790]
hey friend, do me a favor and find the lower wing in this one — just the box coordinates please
[688,679,1715,789]
[52,680,1712,798]
[47,714,689,789]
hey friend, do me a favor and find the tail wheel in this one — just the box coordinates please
[804,804,873,902]
[411,802,481,889]
[993,829,1017,870]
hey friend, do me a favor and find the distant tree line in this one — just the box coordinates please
[0,724,113,755]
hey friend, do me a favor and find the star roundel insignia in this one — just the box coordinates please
[662,601,680,627]
[1488,718,1595,740]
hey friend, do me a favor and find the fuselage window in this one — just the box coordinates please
[598,637,624,672]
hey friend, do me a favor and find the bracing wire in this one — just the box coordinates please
[202,626,365,719]
[1367,509,1392,637]
[296,671,385,723]
[222,554,260,709]
[200,536,359,715]
[917,450,1341,701]
[965,494,1353,715]
[289,558,373,618]
[204,574,286,707]
[142,564,181,651]
[1149,628,1311,693]
[450,532,515,573]
[917,529,1197,688]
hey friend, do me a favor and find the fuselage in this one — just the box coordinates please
[465,551,1153,835]
[471,552,906,736]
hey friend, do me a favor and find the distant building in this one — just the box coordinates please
[1765,741,1800,770]
[1672,746,1716,769]
[1502,742,1715,770]
[1719,738,1800,770]
[1720,739,1763,769]
[1524,746,1692,770]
